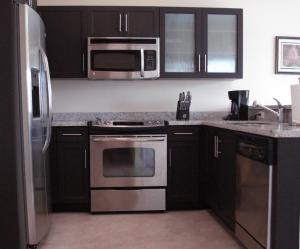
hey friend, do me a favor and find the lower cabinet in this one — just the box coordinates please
[203,126,236,230]
[50,127,89,211]
[167,126,201,210]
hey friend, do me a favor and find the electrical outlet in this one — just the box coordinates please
[258,111,265,119]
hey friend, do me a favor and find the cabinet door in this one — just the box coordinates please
[89,8,123,37]
[168,140,200,209]
[203,127,219,212]
[39,7,87,78]
[202,9,243,78]
[160,8,201,78]
[216,129,236,229]
[56,142,89,211]
[124,7,159,37]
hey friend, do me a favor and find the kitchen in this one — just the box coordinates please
[1,0,300,249]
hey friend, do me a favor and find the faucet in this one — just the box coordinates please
[253,98,284,123]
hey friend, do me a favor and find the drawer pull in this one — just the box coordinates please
[84,149,87,169]
[173,132,193,135]
[169,148,172,168]
[61,133,83,136]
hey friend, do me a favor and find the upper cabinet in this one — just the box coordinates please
[88,8,122,37]
[160,8,243,78]
[160,8,200,78]
[39,7,88,78]
[39,6,242,79]
[88,7,159,37]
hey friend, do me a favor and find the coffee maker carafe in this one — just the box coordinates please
[226,90,249,120]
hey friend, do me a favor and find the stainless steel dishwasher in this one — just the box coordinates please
[235,134,274,249]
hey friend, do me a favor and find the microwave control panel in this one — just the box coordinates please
[144,50,156,71]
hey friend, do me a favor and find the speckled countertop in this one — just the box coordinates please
[52,121,88,127]
[51,112,300,138]
[168,120,300,138]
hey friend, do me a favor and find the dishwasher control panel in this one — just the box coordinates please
[237,134,274,165]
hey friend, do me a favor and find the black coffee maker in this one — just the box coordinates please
[226,90,249,120]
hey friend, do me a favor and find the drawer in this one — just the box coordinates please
[168,126,199,141]
[91,189,166,213]
[56,127,88,142]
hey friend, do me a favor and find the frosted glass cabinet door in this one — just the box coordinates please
[207,14,237,73]
[165,13,196,73]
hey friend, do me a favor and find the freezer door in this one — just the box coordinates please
[19,4,52,246]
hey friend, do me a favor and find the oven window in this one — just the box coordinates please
[91,50,141,71]
[103,148,155,177]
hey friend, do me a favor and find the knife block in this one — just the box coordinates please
[176,101,190,120]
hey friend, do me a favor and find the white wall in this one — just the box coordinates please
[38,0,300,113]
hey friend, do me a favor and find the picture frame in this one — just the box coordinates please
[275,36,300,74]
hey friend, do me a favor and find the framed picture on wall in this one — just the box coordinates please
[276,36,300,74]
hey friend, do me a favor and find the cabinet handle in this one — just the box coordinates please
[82,53,85,73]
[62,133,83,136]
[84,149,87,169]
[169,148,172,168]
[173,132,193,135]
[198,54,201,72]
[119,13,122,32]
[125,13,128,32]
[204,54,207,73]
[216,136,222,158]
[214,136,221,158]
[140,48,145,78]
[217,135,219,158]
[214,136,217,158]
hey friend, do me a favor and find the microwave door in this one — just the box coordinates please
[87,37,160,80]
[90,50,141,72]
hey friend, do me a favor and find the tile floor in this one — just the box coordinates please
[40,211,243,249]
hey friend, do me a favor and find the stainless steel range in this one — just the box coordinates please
[89,120,167,213]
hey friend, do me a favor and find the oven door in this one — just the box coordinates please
[90,135,167,188]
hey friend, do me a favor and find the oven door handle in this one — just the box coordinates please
[92,137,166,143]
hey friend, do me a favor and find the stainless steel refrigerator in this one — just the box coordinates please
[18,3,52,248]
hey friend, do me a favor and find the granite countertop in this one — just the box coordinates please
[170,120,300,138]
[52,121,88,127]
[205,121,300,138]
[51,112,300,138]
[52,119,300,138]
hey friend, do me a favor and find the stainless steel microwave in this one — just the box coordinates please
[87,37,160,80]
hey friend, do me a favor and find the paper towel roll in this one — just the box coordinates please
[291,84,300,124]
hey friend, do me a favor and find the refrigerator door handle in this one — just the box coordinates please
[40,48,53,153]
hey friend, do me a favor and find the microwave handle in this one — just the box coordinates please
[140,48,144,78]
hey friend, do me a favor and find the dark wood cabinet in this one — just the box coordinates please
[203,126,236,229]
[39,7,87,78]
[39,6,242,79]
[50,127,89,211]
[88,7,159,37]
[167,126,201,210]
[203,127,219,211]
[216,129,236,229]
[125,7,159,37]
[88,7,123,37]
[160,8,243,78]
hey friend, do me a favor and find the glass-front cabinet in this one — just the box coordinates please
[160,8,243,78]
[164,13,196,74]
